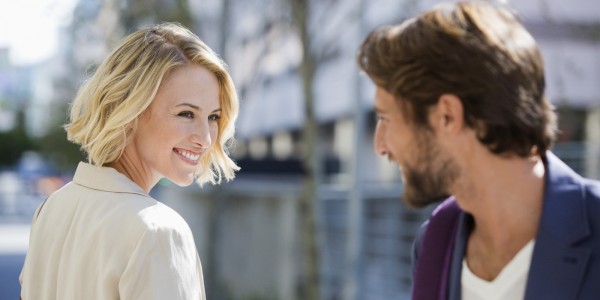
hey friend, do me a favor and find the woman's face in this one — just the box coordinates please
[131,65,221,187]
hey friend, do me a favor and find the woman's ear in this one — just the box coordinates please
[126,118,139,136]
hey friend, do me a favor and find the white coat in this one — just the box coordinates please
[20,162,206,300]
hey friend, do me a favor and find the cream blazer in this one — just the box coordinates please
[20,162,206,300]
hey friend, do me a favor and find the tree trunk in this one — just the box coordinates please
[290,0,321,299]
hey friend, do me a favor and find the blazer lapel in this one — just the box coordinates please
[525,152,592,300]
[447,214,471,300]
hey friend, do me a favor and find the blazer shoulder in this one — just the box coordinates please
[583,178,600,229]
[583,178,600,200]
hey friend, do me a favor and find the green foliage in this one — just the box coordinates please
[35,103,85,172]
[577,23,600,42]
[0,128,37,167]
[0,109,37,167]
[37,122,85,173]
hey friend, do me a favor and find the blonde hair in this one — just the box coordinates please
[65,23,239,185]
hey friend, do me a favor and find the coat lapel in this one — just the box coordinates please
[525,152,592,300]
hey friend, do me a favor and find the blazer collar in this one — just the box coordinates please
[72,162,148,197]
[524,151,592,300]
[538,151,590,245]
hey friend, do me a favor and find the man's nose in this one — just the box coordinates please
[373,124,388,156]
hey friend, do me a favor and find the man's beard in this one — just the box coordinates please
[399,130,460,208]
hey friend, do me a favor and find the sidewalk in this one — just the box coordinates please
[0,223,30,254]
[0,222,30,299]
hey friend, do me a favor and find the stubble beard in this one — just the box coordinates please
[400,130,460,209]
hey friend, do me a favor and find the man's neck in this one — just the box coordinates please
[453,152,546,281]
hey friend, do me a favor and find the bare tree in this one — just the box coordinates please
[121,0,193,32]
[290,0,321,299]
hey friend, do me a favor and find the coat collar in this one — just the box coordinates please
[72,162,148,197]
[537,152,590,244]
[524,152,592,300]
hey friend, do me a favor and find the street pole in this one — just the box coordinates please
[343,0,366,298]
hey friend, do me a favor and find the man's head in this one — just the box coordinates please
[374,88,460,207]
[358,1,557,207]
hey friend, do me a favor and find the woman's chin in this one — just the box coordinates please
[169,176,195,187]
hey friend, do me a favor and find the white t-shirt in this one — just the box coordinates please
[20,162,206,300]
[461,240,535,300]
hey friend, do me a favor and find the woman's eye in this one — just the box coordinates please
[208,114,221,121]
[178,111,194,119]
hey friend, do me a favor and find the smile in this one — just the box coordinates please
[174,148,200,165]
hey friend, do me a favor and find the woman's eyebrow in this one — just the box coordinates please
[176,103,200,110]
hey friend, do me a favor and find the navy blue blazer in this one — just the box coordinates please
[415,152,600,300]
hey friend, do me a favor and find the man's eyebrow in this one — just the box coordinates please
[176,103,200,110]
[374,105,385,114]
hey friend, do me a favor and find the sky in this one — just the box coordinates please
[0,0,77,66]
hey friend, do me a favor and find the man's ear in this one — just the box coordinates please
[432,94,464,135]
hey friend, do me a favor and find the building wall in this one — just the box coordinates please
[585,109,600,179]
[157,177,440,300]
[158,182,301,300]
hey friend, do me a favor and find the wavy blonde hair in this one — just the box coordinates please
[65,23,239,185]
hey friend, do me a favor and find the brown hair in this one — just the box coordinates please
[358,0,556,157]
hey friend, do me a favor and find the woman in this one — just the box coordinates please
[20,23,239,299]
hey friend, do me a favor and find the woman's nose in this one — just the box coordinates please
[191,122,212,149]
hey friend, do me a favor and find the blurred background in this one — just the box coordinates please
[0,0,599,299]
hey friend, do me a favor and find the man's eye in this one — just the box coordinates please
[208,114,221,121]
[178,111,194,119]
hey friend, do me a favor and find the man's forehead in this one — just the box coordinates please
[374,88,398,111]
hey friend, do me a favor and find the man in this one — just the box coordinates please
[357,1,600,299]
